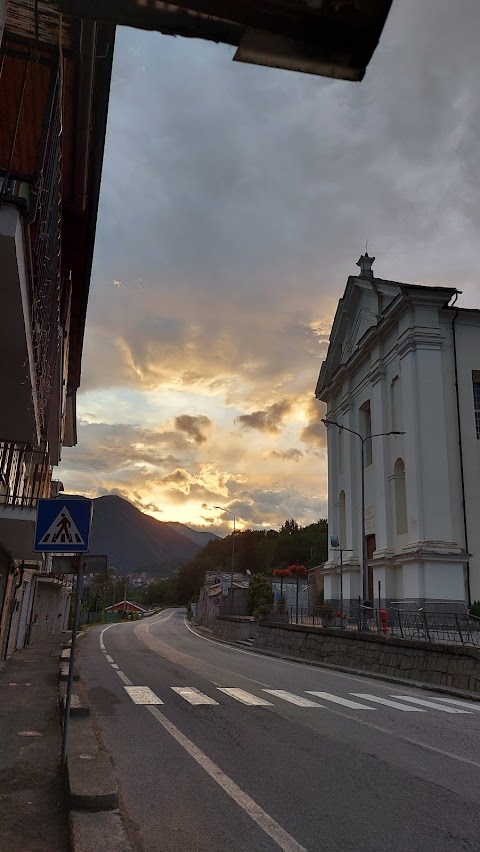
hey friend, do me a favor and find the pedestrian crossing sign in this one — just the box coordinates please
[34,498,92,552]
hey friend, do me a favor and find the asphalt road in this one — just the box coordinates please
[79,609,480,852]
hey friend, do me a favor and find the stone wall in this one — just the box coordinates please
[207,615,258,643]
[254,622,480,693]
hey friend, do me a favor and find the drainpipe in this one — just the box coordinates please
[451,297,471,605]
[5,562,25,656]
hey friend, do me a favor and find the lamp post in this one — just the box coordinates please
[322,419,405,602]
[329,535,354,630]
[214,506,236,612]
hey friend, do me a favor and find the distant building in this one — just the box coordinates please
[316,255,480,608]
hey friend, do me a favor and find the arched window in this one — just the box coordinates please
[338,490,346,549]
[394,458,407,535]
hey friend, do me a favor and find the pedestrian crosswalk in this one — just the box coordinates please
[119,677,480,717]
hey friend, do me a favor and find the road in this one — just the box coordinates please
[79,609,480,852]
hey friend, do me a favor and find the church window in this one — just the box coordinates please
[393,458,407,535]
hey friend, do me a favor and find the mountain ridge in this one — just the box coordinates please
[78,494,219,576]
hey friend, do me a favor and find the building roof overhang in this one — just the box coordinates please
[58,0,394,81]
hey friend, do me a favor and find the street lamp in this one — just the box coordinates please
[322,419,405,601]
[214,506,236,612]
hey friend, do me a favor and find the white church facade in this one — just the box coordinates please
[316,255,480,608]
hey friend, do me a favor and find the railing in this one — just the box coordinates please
[281,604,480,646]
[0,440,52,508]
[30,77,62,435]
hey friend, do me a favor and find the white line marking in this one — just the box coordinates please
[217,688,273,706]
[111,664,119,670]
[263,690,323,708]
[419,696,480,711]
[146,609,177,636]
[391,696,471,714]
[105,655,114,663]
[306,692,376,710]
[180,618,480,768]
[171,687,219,705]
[146,705,309,852]
[351,694,425,712]
[124,686,164,705]
[116,670,133,686]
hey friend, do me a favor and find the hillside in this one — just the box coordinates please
[88,495,219,576]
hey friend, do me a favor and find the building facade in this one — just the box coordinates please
[0,1,114,657]
[316,255,480,609]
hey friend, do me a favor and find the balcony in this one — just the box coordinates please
[0,440,52,560]
[0,63,62,444]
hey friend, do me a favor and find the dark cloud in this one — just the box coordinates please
[268,448,304,462]
[174,414,212,444]
[236,401,292,434]
[300,398,327,447]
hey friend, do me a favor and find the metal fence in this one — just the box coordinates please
[282,604,480,646]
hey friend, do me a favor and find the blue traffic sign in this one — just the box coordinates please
[34,498,93,553]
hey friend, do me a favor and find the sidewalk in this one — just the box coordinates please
[0,634,70,852]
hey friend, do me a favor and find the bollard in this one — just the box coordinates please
[380,609,388,635]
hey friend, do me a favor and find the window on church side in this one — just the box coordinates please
[473,377,480,439]
[390,376,402,432]
[338,491,346,549]
[359,400,372,466]
[394,458,407,535]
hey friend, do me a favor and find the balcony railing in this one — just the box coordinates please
[0,440,52,509]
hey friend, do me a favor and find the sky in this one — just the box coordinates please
[58,0,480,535]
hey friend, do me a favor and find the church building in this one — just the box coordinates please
[316,255,480,608]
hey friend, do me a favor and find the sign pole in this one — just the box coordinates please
[61,556,84,767]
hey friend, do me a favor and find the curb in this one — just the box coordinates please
[192,622,480,703]
[58,642,133,851]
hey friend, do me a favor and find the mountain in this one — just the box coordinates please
[167,522,219,548]
[87,495,219,576]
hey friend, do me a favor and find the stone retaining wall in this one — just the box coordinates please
[207,616,258,643]
[254,622,480,693]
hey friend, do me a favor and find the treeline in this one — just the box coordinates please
[177,518,328,602]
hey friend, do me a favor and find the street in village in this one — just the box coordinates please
[78,609,480,852]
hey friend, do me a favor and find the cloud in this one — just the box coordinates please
[268,449,303,462]
[300,398,327,447]
[235,400,292,434]
[56,0,480,532]
[174,414,212,444]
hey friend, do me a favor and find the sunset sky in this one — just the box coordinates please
[58,0,480,535]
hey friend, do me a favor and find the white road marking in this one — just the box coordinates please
[146,609,177,636]
[116,670,133,686]
[217,688,273,706]
[351,694,425,712]
[146,705,309,852]
[263,690,323,708]
[111,664,119,670]
[105,655,114,663]
[421,696,480,711]
[391,695,471,714]
[172,687,219,706]
[306,692,376,710]
[124,686,164,705]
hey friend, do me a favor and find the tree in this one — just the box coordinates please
[247,574,273,618]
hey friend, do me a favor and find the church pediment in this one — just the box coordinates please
[317,255,400,396]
